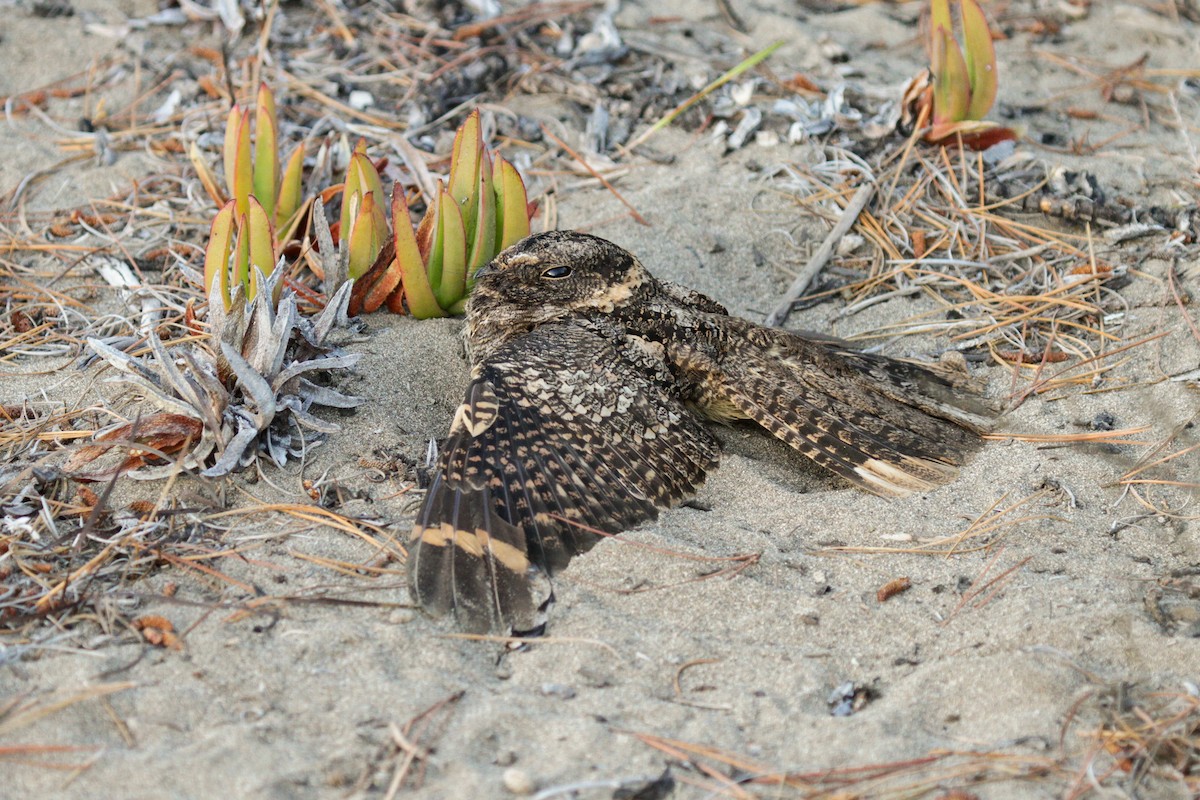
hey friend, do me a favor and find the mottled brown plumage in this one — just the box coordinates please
[407,231,994,633]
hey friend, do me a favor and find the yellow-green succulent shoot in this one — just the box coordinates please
[190,83,306,237]
[390,110,531,318]
[339,142,389,280]
[927,0,999,140]
[203,195,278,312]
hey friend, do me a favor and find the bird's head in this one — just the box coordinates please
[466,231,648,328]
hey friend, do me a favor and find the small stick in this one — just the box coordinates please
[620,40,782,155]
[540,124,650,226]
[765,181,875,327]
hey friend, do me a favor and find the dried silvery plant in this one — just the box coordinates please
[65,85,367,481]
[71,268,362,480]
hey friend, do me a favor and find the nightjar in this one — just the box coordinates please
[407,231,993,633]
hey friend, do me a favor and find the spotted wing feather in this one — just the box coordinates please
[408,322,719,633]
[673,319,993,497]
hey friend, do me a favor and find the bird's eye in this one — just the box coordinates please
[542,265,572,279]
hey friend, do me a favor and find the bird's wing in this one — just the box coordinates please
[408,322,719,633]
[671,319,994,498]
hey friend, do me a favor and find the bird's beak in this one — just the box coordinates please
[473,262,497,281]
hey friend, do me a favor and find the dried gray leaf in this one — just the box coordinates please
[290,408,342,434]
[313,197,349,297]
[220,342,277,423]
[296,378,362,409]
[86,253,361,479]
[207,272,228,340]
[87,338,206,419]
[726,107,762,152]
[272,353,362,392]
[311,279,353,345]
[202,414,258,477]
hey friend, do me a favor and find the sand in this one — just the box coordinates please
[2,1,1198,798]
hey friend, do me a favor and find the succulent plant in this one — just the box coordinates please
[901,0,1014,148]
[203,194,280,313]
[150,102,533,483]
[196,94,532,319]
[338,142,390,281]
[72,268,362,480]
[198,83,312,311]
[350,110,534,317]
[189,83,306,234]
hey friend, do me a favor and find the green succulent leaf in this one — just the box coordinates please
[229,108,253,218]
[392,189,446,319]
[370,186,388,246]
[448,109,482,242]
[253,83,279,218]
[223,105,242,211]
[436,186,467,307]
[928,0,953,59]
[961,0,998,121]
[276,144,305,232]
[339,154,364,242]
[203,201,236,311]
[931,25,970,126]
[246,196,275,300]
[467,149,496,270]
[347,191,384,280]
[495,156,531,251]
[357,148,384,206]
[234,212,251,299]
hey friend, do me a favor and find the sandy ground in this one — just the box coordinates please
[2,1,1199,798]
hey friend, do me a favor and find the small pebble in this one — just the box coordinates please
[503,767,535,795]
[540,682,577,699]
[755,130,780,148]
[835,233,865,256]
[348,90,374,111]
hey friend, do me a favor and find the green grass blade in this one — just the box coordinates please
[623,40,782,152]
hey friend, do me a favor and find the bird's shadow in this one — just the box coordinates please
[709,422,846,496]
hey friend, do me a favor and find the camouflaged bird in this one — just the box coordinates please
[407,231,994,633]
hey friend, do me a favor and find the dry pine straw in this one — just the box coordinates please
[779,143,1135,377]
[621,681,1198,798]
